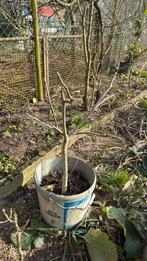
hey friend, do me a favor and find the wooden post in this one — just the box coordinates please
[43,36,47,85]
[31,0,43,101]
[46,37,49,90]
[43,36,49,98]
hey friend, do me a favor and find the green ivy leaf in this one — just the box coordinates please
[127,209,147,239]
[33,235,45,249]
[125,220,145,258]
[105,207,145,258]
[11,230,36,250]
[104,207,126,233]
[81,228,118,261]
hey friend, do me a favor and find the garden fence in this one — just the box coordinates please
[0,0,86,112]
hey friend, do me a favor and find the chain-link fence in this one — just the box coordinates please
[39,1,86,102]
[0,0,35,112]
[0,0,86,112]
[1,1,146,112]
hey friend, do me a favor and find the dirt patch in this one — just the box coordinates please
[40,169,89,195]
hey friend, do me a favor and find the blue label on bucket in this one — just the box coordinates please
[63,195,91,229]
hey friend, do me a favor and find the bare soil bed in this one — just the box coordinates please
[0,75,146,260]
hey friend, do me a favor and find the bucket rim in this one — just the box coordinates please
[34,156,96,201]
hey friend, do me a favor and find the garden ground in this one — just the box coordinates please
[0,74,146,260]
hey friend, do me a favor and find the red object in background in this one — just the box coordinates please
[38,6,55,17]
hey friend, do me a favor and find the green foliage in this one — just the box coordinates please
[138,98,147,109]
[127,209,147,239]
[129,44,142,59]
[101,169,130,189]
[31,218,62,236]
[134,19,143,37]
[125,220,145,258]
[28,119,38,128]
[0,155,18,176]
[104,207,145,258]
[69,115,89,130]
[104,207,126,228]
[33,235,45,249]
[40,128,60,142]
[11,218,63,251]
[80,228,118,261]
[11,230,37,250]
[144,9,147,15]
[69,233,79,254]
[2,124,23,138]
[132,68,147,78]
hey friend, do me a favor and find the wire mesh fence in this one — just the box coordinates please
[1,1,146,112]
[39,1,86,99]
[0,0,35,112]
[0,0,86,112]
[0,37,37,112]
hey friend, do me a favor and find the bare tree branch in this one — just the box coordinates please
[27,113,63,134]
[57,72,73,102]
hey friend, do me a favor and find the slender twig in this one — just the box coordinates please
[96,72,117,107]
[55,0,77,7]
[2,209,24,261]
[14,212,23,261]
[2,209,13,223]
[45,80,58,128]
[62,240,68,261]
[82,3,88,66]
[83,0,94,110]
[75,132,124,141]
[27,113,63,134]
[57,72,73,102]
[0,220,8,224]
[61,91,69,194]
[50,257,62,261]
[70,93,114,136]
[69,71,118,136]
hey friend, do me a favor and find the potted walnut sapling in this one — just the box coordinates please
[34,73,96,230]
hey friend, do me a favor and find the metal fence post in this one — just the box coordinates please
[31,0,43,101]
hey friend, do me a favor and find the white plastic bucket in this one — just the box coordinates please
[34,157,96,230]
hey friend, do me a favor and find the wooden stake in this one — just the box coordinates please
[31,0,43,101]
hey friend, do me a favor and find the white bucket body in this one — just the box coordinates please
[34,157,96,230]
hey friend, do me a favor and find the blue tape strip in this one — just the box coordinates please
[63,195,91,229]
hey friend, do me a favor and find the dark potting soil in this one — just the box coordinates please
[40,170,90,195]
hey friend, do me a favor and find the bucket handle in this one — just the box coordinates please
[47,193,95,210]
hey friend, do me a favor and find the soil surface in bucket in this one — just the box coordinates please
[40,170,90,195]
